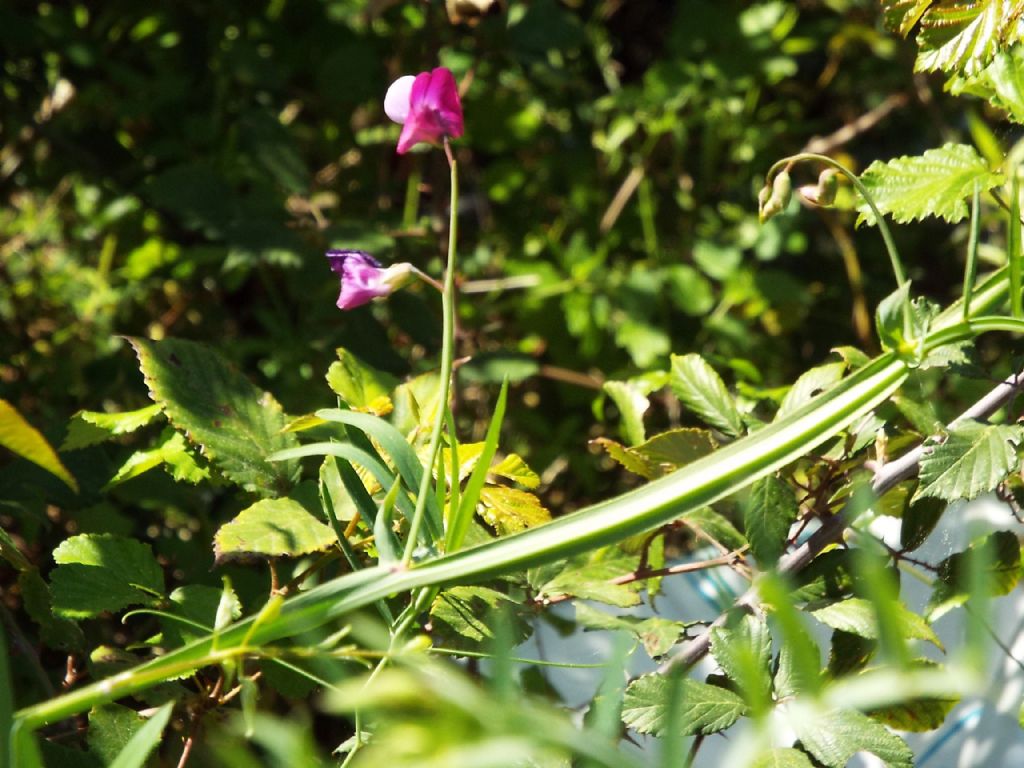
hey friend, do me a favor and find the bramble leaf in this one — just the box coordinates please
[214,497,337,562]
[811,597,942,649]
[745,476,799,567]
[670,354,744,437]
[62,404,163,451]
[857,144,1003,225]
[128,337,299,496]
[325,348,398,417]
[749,749,816,768]
[478,486,551,535]
[575,603,687,658]
[927,530,1022,619]
[429,586,530,651]
[916,420,1024,501]
[792,707,913,768]
[621,675,748,736]
[50,534,164,619]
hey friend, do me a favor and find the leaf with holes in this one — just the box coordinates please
[858,144,1004,225]
[916,421,1024,502]
[129,337,299,496]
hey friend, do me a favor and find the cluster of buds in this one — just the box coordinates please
[759,167,840,223]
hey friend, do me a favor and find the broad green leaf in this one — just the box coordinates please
[791,707,913,768]
[533,548,643,608]
[214,497,337,562]
[880,0,934,36]
[811,597,942,649]
[325,348,398,417]
[745,475,799,567]
[0,398,78,492]
[128,337,299,496]
[50,534,164,619]
[868,662,960,731]
[594,428,712,482]
[875,283,913,352]
[108,702,173,768]
[61,404,163,451]
[916,420,1024,501]
[954,46,1024,122]
[478,486,551,536]
[827,630,876,678]
[574,603,686,658]
[709,615,773,708]
[0,526,30,571]
[915,0,1024,75]
[749,749,816,768]
[106,429,209,488]
[19,568,85,651]
[893,395,942,435]
[621,675,748,736]
[684,507,748,551]
[927,530,1022,619]
[602,380,650,445]
[858,144,1004,225]
[391,370,442,436]
[776,362,847,419]
[900,497,946,551]
[429,586,530,651]
[669,354,744,437]
[87,704,145,765]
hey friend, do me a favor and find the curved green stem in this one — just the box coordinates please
[770,153,910,332]
[403,157,459,565]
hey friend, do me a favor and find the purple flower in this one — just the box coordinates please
[384,67,464,154]
[326,250,414,310]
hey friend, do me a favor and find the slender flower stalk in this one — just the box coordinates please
[403,148,459,565]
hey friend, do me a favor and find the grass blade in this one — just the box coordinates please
[107,702,173,768]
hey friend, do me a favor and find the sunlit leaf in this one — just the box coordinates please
[325,348,398,417]
[669,354,744,437]
[916,420,1024,501]
[621,674,748,736]
[214,497,337,562]
[0,399,78,492]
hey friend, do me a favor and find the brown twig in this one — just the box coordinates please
[801,93,910,156]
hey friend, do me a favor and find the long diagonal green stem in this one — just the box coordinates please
[14,269,1017,733]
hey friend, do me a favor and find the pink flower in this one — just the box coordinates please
[384,67,464,154]
[326,250,414,310]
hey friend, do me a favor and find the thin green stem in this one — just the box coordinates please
[403,156,459,565]
[770,153,910,332]
[964,183,982,322]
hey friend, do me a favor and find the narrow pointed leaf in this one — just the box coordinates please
[0,399,78,492]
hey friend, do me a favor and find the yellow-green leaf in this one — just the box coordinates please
[0,399,78,492]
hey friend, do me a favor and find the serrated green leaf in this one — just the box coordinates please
[634,428,717,470]
[811,597,942,649]
[602,380,650,445]
[927,530,1022,619]
[893,395,942,435]
[429,586,529,651]
[901,497,947,551]
[916,420,1024,501]
[108,702,173,768]
[621,675,748,736]
[858,144,1004,225]
[214,497,337,562]
[128,337,299,496]
[478,486,551,536]
[591,437,660,479]
[574,603,686,658]
[325,348,398,417]
[533,548,643,608]
[745,476,799,567]
[880,0,934,36]
[709,616,773,708]
[868,662,960,732]
[19,568,85,651]
[683,506,748,551]
[0,399,78,492]
[749,748,816,768]
[792,707,913,768]
[777,362,848,420]
[915,0,1024,75]
[62,404,163,451]
[955,46,1024,122]
[669,354,744,437]
[50,534,164,619]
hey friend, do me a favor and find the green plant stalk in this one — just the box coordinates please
[963,184,981,322]
[770,153,911,334]
[14,269,1016,732]
[403,157,459,565]
[1010,172,1022,318]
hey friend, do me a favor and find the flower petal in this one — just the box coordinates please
[384,75,416,125]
